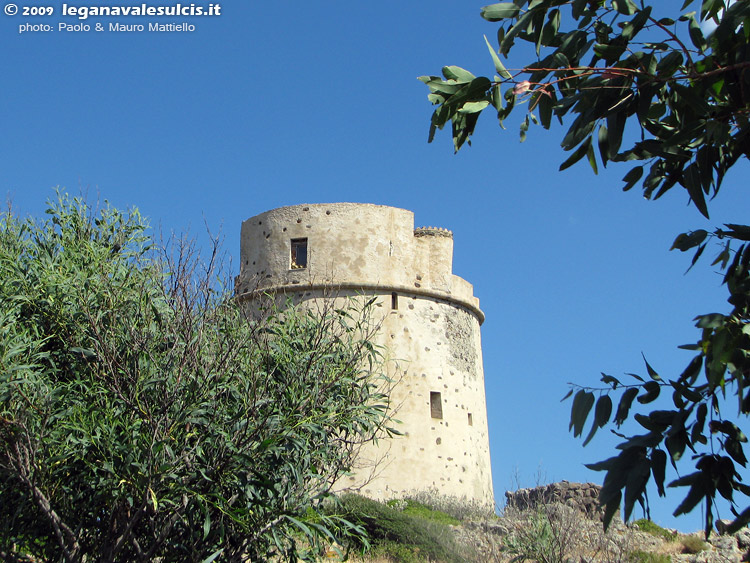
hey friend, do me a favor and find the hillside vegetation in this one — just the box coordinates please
[323,490,750,562]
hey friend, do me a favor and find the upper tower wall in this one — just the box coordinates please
[238,203,482,321]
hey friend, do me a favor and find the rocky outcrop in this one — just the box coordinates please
[504,481,606,521]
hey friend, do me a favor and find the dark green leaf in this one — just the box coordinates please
[694,313,725,329]
[635,413,663,431]
[652,449,668,496]
[602,490,621,532]
[712,420,747,442]
[687,12,706,51]
[608,109,629,159]
[624,456,651,521]
[617,431,663,449]
[669,471,699,488]
[671,230,708,252]
[595,395,613,428]
[537,90,553,129]
[672,475,709,516]
[692,403,708,446]
[570,389,596,437]
[656,51,684,77]
[583,395,613,446]
[622,6,651,40]
[484,35,512,79]
[599,452,631,505]
[561,116,596,151]
[725,224,750,241]
[683,164,710,218]
[622,166,644,191]
[642,354,660,380]
[666,431,687,463]
[200,549,225,563]
[480,2,521,21]
[203,511,211,540]
[726,438,747,467]
[586,139,598,174]
[442,66,476,83]
[613,0,637,15]
[615,388,639,425]
[583,416,600,447]
[559,138,593,171]
[638,381,661,404]
[585,455,617,472]
[686,243,706,273]
[593,43,627,61]
[598,124,609,167]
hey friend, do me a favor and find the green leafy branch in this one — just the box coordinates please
[420,0,750,218]
[565,227,750,537]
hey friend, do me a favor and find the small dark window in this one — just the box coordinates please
[468,413,473,426]
[391,292,398,310]
[430,392,443,419]
[291,238,307,269]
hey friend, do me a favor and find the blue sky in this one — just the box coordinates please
[2,0,748,532]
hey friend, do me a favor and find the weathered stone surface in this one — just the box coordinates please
[708,534,737,552]
[504,481,607,520]
[238,204,493,508]
[736,527,750,549]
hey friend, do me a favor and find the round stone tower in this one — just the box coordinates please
[236,203,493,507]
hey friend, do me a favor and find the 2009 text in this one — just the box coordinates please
[23,6,54,15]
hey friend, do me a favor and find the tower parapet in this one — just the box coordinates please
[237,203,493,507]
[414,226,453,237]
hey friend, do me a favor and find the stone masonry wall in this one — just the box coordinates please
[505,481,605,521]
[237,203,494,508]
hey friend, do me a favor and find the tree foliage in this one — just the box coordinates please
[421,0,750,218]
[421,0,750,538]
[0,194,393,562]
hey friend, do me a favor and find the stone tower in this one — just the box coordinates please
[236,203,493,507]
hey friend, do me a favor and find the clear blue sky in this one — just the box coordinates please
[2,0,748,532]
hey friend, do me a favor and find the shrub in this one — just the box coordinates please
[633,519,678,542]
[370,541,428,563]
[680,535,708,554]
[400,500,461,526]
[335,494,468,563]
[0,194,393,562]
[501,504,584,563]
[628,550,671,563]
[406,488,494,521]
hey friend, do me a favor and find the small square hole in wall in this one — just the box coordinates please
[468,413,473,426]
[290,238,307,269]
[430,391,443,419]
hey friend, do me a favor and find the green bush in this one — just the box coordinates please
[633,519,678,542]
[405,488,494,521]
[370,541,429,563]
[335,494,468,563]
[680,535,708,554]
[0,194,393,562]
[400,499,461,526]
[628,550,671,563]
[501,505,583,563]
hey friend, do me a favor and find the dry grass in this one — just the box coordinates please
[315,495,735,563]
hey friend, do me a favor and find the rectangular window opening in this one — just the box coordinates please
[391,292,398,310]
[468,413,473,426]
[290,238,307,269]
[430,391,443,419]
